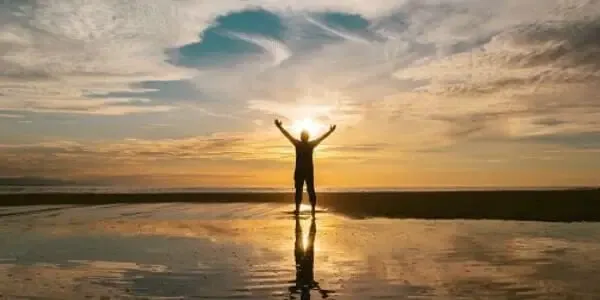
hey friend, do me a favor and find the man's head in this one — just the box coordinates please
[300,130,309,142]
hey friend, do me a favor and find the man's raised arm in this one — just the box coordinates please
[274,119,298,144]
[312,125,336,146]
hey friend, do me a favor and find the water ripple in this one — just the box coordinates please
[1,203,600,299]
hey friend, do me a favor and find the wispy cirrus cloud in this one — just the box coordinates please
[0,113,23,119]
[223,31,291,67]
[393,15,600,140]
[303,15,372,45]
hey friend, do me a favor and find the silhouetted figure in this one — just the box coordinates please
[289,216,331,300]
[275,119,336,216]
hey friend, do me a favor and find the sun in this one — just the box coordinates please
[291,118,322,138]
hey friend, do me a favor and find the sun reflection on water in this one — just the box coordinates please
[5,203,598,299]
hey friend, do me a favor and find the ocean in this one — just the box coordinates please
[1,202,599,299]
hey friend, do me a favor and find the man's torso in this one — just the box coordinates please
[294,142,314,176]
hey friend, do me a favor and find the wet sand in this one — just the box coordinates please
[1,189,599,221]
[1,202,600,299]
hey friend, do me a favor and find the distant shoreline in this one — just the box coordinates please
[1,189,599,222]
[0,185,596,194]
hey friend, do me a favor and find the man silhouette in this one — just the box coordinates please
[275,119,336,216]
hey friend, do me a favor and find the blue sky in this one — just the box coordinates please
[1,0,599,187]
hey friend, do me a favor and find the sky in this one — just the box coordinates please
[1,0,599,188]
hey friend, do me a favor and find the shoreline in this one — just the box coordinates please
[1,189,599,222]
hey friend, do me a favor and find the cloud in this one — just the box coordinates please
[180,0,600,154]
[247,92,364,126]
[187,15,409,127]
[0,135,270,183]
[0,1,205,115]
[0,131,393,183]
[3,0,598,118]
[2,0,600,186]
[304,15,372,44]
[0,176,76,186]
[1,136,597,187]
[224,31,291,67]
[183,1,599,132]
[396,18,600,91]
[390,7,600,141]
[0,0,411,116]
[0,0,521,117]
[0,113,23,119]
[0,134,338,162]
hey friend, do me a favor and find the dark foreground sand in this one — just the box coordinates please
[1,189,599,222]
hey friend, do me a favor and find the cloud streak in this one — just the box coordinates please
[393,15,600,140]
[0,131,398,184]
[224,31,291,67]
[304,15,372,44]
[0,113,23,119]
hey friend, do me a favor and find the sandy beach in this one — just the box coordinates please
[2,189,599,221]
[1,199,600,299]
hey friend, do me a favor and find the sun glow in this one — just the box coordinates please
[291,118,323,138]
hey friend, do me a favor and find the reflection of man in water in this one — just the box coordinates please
[275,119,336,216]
[289,216,331,300]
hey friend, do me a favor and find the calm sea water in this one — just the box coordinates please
[1,203,599,299]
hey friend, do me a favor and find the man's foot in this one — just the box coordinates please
[311,207,316,217]
[293,209,300,215]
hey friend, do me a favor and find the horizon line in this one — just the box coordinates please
[1,185,598,195]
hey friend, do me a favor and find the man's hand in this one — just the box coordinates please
[311,124,337,146]
[274,119,298,144]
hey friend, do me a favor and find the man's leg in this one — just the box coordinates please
[294,178,304,214]
[306,175,316,216]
